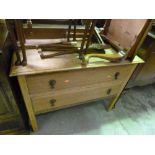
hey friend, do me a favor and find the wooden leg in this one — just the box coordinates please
[67,20,72,42]
[15,20,27,66]
[85,20,97,54]
[17,76,38,132]
[107,94,121,111]
[5,20,22,65]
[73,20,77,41]
[79,20,90,63]
[107,64,138,111]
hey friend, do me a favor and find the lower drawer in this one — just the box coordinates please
[31,83,122,114]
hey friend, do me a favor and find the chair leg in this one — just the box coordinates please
[5,20,22,65]
[84,20,97,54]
[79,20,90,62]
[73,20,77,41]
[67,20,72,42]
[15,20,27,66]
[27,19,32,29]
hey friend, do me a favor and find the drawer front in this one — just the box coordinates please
[26,65,133,95]
[31,83,122,114]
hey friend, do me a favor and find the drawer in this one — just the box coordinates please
[26,65,133,95]
[31,83,122,114]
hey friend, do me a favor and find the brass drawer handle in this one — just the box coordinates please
[49,80,56,89]
[49,99,56,106]
[114,72,120,80]
[107,88,112,95]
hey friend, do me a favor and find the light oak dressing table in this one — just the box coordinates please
[10,49,143,131]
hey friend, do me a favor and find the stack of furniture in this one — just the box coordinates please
[8,19,151,132]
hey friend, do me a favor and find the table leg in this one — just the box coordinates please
[17,76,38,132]
[107,94,121,111]
[107,64,138,111]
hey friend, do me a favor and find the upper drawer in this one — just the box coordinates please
[26,65,134,95]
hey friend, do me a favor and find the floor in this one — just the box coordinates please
[31,83,155,135]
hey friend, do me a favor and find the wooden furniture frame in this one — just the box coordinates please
[7,19,101,66]
[8,19,151,67]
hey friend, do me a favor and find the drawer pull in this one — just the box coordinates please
[114,72,120,79]
[107,88,112,95]
[49,99,56,106]
[49,80,56,89]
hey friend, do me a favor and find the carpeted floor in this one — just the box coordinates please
[31,83,155,135]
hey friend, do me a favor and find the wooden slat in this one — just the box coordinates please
[24,24,85,39]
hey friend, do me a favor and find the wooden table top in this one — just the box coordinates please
[10,49,144,77]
